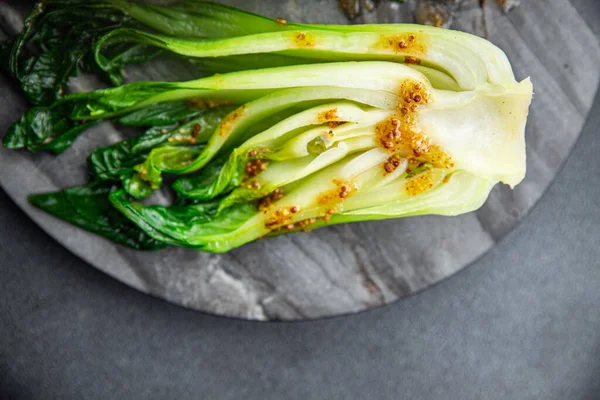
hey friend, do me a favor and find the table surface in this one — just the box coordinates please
[1,0,600,398]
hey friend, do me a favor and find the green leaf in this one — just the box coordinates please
[88,126,157,181]
[88,106,231,197]
[122,174,156,199]
[130,145,205,198]
[105,0,300,39]
[88,126,167,182]
[29,184,166,250]
[94,42,164,86]
[3,106,100,154]
[87,106,232,200]
[5,0,134,105]
[116,101,207,127]
[93,0,305,77]
[172,154,244,200]
[110,189,258,251]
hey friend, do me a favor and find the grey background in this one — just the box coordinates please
[1,0,598,320]
[1,0,599,397]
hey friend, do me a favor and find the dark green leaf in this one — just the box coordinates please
[5,0,134,105]
[132,145,204,194]
[3,106,100,154]
[104,0,295,39]
[29,184,167,250]
[94,42,164,86]
[88,106,233,198]
[63,81,184,119]
[88,126,169,181]
[122,174,156,199]
[110,189,256,250]
[172,154,244,200]
[116,101,206,127]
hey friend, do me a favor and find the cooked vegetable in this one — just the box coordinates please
[29,184,167,250]
[3,0,513,102]
[2,1,532,252]
[88,105,234,198]
[2,0,294,105]
[93,0,515,90]
[4,0,143,105]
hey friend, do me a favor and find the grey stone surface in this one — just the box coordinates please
[0,0,597,320]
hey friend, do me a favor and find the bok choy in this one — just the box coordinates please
[2,1,533,252]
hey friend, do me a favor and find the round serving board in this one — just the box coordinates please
[0,0,597,320]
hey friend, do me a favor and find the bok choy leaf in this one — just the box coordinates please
[29,184,166,250]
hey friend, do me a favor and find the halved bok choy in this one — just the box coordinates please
[2,1,533,252]
[14,60,531,251]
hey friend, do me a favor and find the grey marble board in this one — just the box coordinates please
[0,0,597,320]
